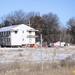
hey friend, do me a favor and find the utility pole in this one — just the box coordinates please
[28,20,32,45]
[29,20,31,27]
[40,30,43,71]
[60,32,61,46]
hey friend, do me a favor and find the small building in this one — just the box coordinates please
[0,24,37,47]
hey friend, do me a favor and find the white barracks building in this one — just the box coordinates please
[0,24,37,47]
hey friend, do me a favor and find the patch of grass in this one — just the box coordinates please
[0,61,75,75]
[18,53,24,57]
[0,53,4,56]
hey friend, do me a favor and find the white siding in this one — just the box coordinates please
[0,24,36,46]
[11,24,35,46]
[11,30,22,46]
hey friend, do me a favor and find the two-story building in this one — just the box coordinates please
[0,24,37,47]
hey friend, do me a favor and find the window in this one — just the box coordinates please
[2,32,3,36]
[7,31,8,35]
[22,38,24,41]
[7,38,10,42]
[22,31,24,33]
[7,31,10,35]
[4,38,6,42]
[15,31,18,34]
[8,38,10,42]
[4,32,5,36]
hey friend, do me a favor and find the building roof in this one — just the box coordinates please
[0,24,34,32]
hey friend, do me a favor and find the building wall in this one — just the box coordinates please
[0,24,36,46]
[11,31,21,46]
[11,25,35,46]
[0,31,11,46]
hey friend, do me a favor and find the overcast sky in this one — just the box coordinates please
[0,0,75,27]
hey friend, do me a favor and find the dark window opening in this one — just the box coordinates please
[15,31,18,34]
[22,31,24,33]
[22,38,24,41]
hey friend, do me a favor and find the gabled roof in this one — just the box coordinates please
[0,24,34,32]
[0,25,17,32]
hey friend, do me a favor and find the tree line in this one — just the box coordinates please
[0,10,75,44]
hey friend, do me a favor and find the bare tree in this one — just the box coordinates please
[0,11,61,43]
[67,18,75,43]
[42,13,60,42]
[0,10,40,27]
[60,28,72,43]
[2,10,27,26]
[30,15,45,29]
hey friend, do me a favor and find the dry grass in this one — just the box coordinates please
[0,47,75,75]
[0,61,75,75]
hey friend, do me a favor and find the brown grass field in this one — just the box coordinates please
[0,46,75,75]
[0,62,75,75]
